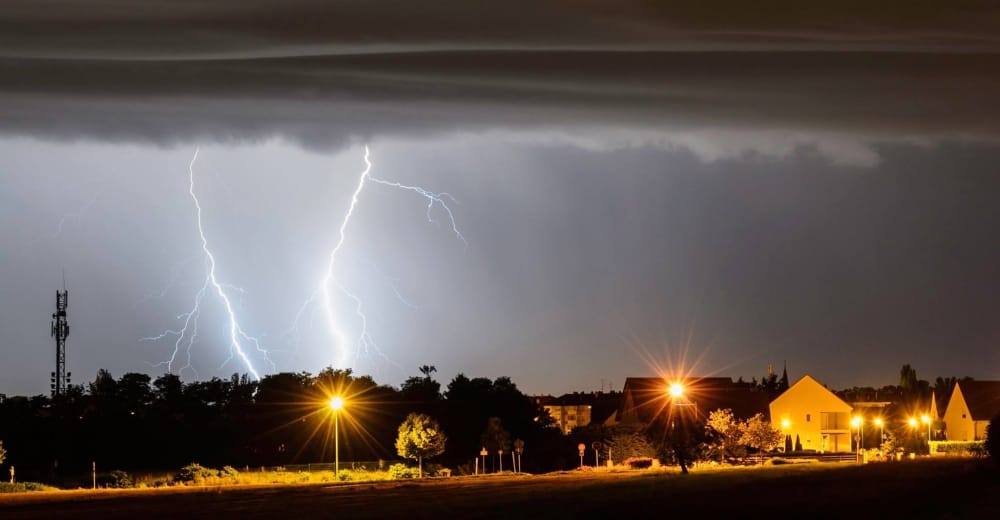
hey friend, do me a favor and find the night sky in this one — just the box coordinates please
[3,2,1000,396]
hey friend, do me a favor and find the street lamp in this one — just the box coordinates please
[668,382,684,398]
[874,418,884,452]
[921,414,931,441]
[851,416,863,462]
[329,396,344,476]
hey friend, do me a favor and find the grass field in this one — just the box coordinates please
[1,458,998,519]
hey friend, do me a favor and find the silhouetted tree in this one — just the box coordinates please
[481,417,511,471]
[900,364,918,391]
[985,413,1000,461]
[117,373,153,413]
[401,366,442,403]
[658,405,703,474]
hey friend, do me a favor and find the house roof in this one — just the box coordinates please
[956,381,1000,421]
[620,376,769,423]
[772,374,853,413]
[551,393,598,406]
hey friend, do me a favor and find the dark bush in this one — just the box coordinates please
[97,470,133,488]
[174,463,217,484]
[933,441,985,456]
[623,457,654,469]
[986,413,1000,460]
[0,482,53,493]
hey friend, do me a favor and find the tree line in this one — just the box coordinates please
[0,366,575,482]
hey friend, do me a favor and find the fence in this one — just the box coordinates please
[277,461,398,472]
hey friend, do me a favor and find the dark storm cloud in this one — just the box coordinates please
[2,1,1000,149]
[4,1,999,57]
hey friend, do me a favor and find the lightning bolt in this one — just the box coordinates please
[291,145,465,369]
[30,190,103,245]
[142,149,271,380]
[366,177,467,246]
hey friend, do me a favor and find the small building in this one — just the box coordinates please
[770,375,853,453]
[943,380,1000,441]
[618,376,769,425]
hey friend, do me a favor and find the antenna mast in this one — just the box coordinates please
[50,285,70,397]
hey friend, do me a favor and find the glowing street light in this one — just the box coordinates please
[668,382,684,398]
[874,418,884,449]
[329,396,345,476]
[781,418,791,430]
[921,414,932,441]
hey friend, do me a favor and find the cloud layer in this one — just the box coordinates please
[1,2,999,157]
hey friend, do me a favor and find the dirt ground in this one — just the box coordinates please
[2,458,999,519]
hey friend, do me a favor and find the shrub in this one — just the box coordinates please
[623,457,654,469]
[174,463,218,484]
[986,413,1000,460]
[933,441,986,456]
[0,482,55,493]
[388,463,417,479]
[219,466,240,482]
[97,470,134,488]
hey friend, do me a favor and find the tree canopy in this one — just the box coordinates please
[395,413,447,478]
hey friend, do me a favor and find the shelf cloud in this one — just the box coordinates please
[2,1,999,162]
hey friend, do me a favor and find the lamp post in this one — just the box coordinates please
[921,414,931,441]
[874,418,884,450]
[908,417,919,455]
[329,396,344,476]
[851,416,863,463]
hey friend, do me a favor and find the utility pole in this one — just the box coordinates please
[50,281,71,398]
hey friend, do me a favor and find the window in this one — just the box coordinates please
[806,414,811,422]
[962,413,967,419]
[820,412,848,430]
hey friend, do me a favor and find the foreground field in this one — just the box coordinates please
[1,459,998,519]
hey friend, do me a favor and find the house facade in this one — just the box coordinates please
[943,381,1000,441]
[545,400,592,434]
[770,375,853,453]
